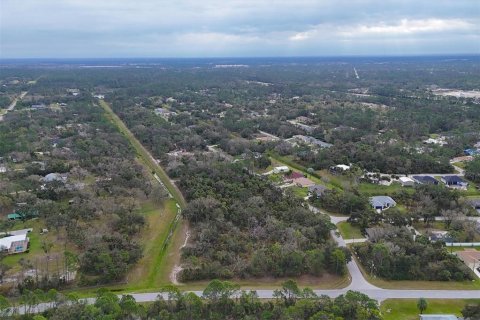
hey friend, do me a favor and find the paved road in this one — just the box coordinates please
[0,91,27,121]
[307,204,479,298]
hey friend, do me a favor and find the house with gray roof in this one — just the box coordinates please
[370,196,396,211]
[308,184,327,197]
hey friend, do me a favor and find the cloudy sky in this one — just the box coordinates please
[1,0,479,58]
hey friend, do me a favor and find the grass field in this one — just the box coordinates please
[337,221,363,239]
[126,199,180,289]
[381,299,479,320]
[290,186,309,198]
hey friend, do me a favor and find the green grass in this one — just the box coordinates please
[358,182,406,196]
[337,222,363,239]
[126,199,180,289]
[413,221,447,233]
[447,246,480,252]
[290,186,308,198]
[381,299,479,320]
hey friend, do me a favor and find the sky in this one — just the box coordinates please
[1,0,479,58]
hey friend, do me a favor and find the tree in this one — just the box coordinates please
[0,295,10,318]
[462,303,480,319]
[273,280,300,306]
[417,298,428,314]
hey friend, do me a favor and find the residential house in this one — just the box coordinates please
[0,234,29,254]
[154,108,177,120]
[464,148,480,156]
[412,175,439,185]
[399,176,415,187]
[31,104,47,110]
[441,175,468,188]
[308,184,327,197]
[370,196,396,211]
[272,166,289,174]
[42,173,67,183]
[291,135,333,149]
[330,164,351,173]
[419,315,458,320]
[468,199,480,212]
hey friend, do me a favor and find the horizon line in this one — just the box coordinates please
[1,53,479,61]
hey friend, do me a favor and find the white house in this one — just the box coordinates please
[273,166,290,173]
[399,176,415,187]
[0,234,29,254]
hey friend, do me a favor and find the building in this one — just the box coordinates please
[308,184,327,197]
[31,104,47,110]
[0,234,29,254]
[273,166,289,174]
[7,213,21,220]
[330,164,351,173]
[154,108,177,119]
[399,176,415,187]
[291,135,333,149]
[469,199,480,212]
[42,173,67,183]
[441,175,468,188]
[419,315,458,320]
[464,148,480,156]
[412,175,439,185]
[370,196,396,211]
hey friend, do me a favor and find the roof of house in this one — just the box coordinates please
[334,164,350,170]
[468,199,480,207]
[43,173,65,182]
[370,196,396,208]
[412,175,438,184]
[399,177,414,182]
[308,184,327,195]
[7,213,21,219]
[0,234,28,250]
[419,315,458,320]
[441,175,466,184]
[286,172,304,179]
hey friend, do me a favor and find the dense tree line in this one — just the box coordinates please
[169,159,347,281]
[0,98,166,289]
[354,226,473,281]
[0,280,381,320]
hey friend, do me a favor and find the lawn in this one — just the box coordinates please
[337,221,363,239]
[126,199,180,289]
[290,186,309,198]
[358,182,407,196]
[413,221,447,233]
[381,299,479,320]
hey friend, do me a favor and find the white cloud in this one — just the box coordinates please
[342,18,475,36]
